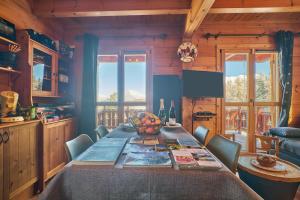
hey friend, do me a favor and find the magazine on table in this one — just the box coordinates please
[123,151,172,167]
[74,138,128,165]
[171,148,222,170]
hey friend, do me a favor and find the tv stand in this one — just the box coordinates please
[191,99,216,134]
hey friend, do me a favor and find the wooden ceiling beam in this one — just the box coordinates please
[184,0,215,37]
[209,6,300,14]
[33,0,190,17]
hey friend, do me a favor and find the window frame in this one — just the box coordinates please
[97,49,152,127]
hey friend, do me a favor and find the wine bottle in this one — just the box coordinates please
[158,98,166,125]
[169,100,176,126]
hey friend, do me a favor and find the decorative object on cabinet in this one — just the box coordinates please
[0,91,24,122]
[26,29,56,51]
[0,52,17,69]
[0,17,16,42]
[55,40,75,58]
[58,57,72,96]
[35,103,75,123]
[177,42,198,63]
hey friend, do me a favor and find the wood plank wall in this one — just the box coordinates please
[63,17,185,112]
[182,17,300,141]
[63,14,300,134]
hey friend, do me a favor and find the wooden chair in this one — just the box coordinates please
[65,134,94,161]
[255,134,279,156]
[95,125,109,139]
[207,135,241,173]
[194,125,209,145]
[223,133,235,142]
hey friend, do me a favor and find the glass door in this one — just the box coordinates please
[254,53,280,135]
[224,52,250,151]
[223,50,280,152]
[32,42,57,96]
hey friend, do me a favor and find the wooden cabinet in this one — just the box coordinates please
[42,119,75,184]
[0,121,40,200]
[15,31,60,106]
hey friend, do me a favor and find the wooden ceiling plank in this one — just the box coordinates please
[184,0,216,37]
[209,6,300,14]
[33,0,191,17]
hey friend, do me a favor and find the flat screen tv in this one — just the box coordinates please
[182,70,224,98]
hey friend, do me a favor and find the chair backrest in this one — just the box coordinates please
[207,135,241,173]
[194,125,209,145]
[255,134,279,156]
[65,134,94,161]
[95,125,109,139]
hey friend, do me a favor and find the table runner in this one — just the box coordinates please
[39,126,262,200]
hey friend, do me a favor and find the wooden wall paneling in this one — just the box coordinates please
[15,32,33,106]
[181,21,300,137]
[63,21,184,112]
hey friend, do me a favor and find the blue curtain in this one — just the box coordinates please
[78,34,99,142]
[275,31,294,127]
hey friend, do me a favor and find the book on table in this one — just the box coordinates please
[74,138,128,165]
[123,152,172,167]
[177,138,202,148]
[129,136,159,145]
[171,148,222,170]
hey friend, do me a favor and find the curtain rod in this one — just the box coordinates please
[75,33,168,41]
[204,32,300,39]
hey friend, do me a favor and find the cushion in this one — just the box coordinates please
[270,127,300,138]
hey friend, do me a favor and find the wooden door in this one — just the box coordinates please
[222,49,280,152]
[43,122,66,181]
[3,123,39,200]
[0,129,4,200]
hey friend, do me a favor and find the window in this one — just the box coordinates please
[97,52,148,129]
[223,50,280,152]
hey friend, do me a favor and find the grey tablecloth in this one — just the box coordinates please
[39,127,262,200]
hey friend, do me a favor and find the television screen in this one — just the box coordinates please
[182,70,224,98]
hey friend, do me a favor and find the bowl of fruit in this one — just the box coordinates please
[129,112,162,135]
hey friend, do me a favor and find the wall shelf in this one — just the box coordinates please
[0,35,19,46]
[0,66,21,74]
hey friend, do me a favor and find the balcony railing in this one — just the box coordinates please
[96,105,146,129]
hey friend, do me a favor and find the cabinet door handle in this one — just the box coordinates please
[3,131,9,143]
[0,133,3,144]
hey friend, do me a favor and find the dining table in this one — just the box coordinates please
[39,126,262,200]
